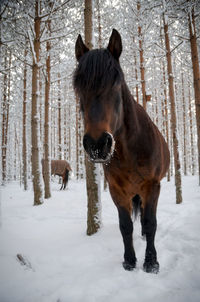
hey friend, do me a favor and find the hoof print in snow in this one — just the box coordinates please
[122,261,136,271]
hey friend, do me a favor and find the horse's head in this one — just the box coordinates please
[73,29,124,163]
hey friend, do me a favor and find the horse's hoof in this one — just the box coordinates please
[122,261,136,271]
[143,260,159,274]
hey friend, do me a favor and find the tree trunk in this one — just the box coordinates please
[181,72,187,175]
[39,69,43,143]
[134,50,139,104]
[2,50,8,183]
[163,13,182,204]
[137,1,147,110]
[31,0,43,205]
[97,0,102,48]
[188,7,200,185]
[58,71,62,160]
[161,57,170,181]
[76,93,80,179]
[1,48,11,183]
[188,82,195,175]
[22,41,28,190]
[51,89,56,160]
[84,0,101,235]
[43,15,51,199]
[86,161,101,235]
[68,103,71,162]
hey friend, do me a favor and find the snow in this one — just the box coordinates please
[0,176,200,302]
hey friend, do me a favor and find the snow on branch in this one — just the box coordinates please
[170,40,183,54]
[27,29,37,63]
[39,0,71,20]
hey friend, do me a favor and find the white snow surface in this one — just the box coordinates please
[0,176,200,302]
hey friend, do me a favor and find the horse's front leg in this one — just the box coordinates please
[117,205,137,271]
[141,181,160,273]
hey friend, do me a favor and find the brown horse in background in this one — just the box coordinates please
[73,29,170,273]
[42,159,72,190]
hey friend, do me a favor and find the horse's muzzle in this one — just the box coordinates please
[83,132,115,163]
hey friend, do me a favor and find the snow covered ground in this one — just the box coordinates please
[0,175,200,302]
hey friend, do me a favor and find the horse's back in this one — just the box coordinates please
[51,160,72,176]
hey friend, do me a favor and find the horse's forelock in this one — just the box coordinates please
[73,48,123,95]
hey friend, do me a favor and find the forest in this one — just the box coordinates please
[0,0,200,301]
[0,0,200,200]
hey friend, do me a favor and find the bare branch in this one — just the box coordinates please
[41,29,76,43]
[175,34,190,41]
[39,0,71,20]
[170,40,184,54]
[0,2,9,18]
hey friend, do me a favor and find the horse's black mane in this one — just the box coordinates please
[73,48,124,95]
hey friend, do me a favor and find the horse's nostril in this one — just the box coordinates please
[83,134,94,154]
[97,132,114,158]
[105,134,113,149]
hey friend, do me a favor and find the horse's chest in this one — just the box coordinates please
[104,159,143,195]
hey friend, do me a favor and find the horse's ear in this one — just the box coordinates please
[75,34,89,61]
[107,29,122,61]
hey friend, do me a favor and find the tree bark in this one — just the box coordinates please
[134,51,139,104]
[43,14,51,199]
[181,72,187,175]
[161,57,170,181]
[58,71,62,160]
[163,13,182,204]
[137,1,147,110]
[188,82,195,175]
[31,0,43,205]
[76,93,80,179]
[22,41,28,190]
[2,50,8,183]
[97,0,102,48]
[188,7,200,185]
[84,0,101,235]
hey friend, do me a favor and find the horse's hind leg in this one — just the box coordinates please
[141,181,160,273]
[63,170,69,190]
[63,180,67,190]
[132,194,144,236]
[118,206,137,271]
[60,181,63,190]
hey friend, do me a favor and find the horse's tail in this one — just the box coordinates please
[132,194,141,219]
[62,168,69,190]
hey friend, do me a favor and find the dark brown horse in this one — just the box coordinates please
[42,159,72,190]
[73,29,170,273]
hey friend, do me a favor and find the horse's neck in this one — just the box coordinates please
[121,82,140,136]
[112,83,139,161]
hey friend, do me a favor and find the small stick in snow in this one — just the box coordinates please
[16,254,34,271]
